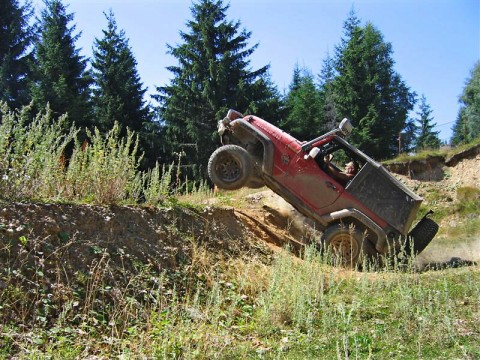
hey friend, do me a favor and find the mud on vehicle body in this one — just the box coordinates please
[208,109,439,267]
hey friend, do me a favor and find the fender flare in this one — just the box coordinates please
[320,208,388,253]
[229,118,275,176]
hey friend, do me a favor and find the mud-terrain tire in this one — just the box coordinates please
[208,145,253,190]
[322,223,374,268]
[407,217,439,255]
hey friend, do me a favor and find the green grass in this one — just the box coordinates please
[456,186,480,214]
[1,245,479,359]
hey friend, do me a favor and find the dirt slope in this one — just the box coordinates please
[0,204,272,286]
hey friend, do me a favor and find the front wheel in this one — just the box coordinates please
[208,145,253,190]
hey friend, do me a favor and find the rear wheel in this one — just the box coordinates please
[322,223,374,268]
[208,145,253,190]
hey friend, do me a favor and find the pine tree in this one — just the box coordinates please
[91,10,150,135]
[281,65,325,140]
[415,95,440,150]
[31,0,91,130]
[452,61,480,144]
[318,53,337,130]
[332,12,415,159]
[451,108,468,145]
[0,0,35,109]
[399,117,418,154]
[153,0,281,181]
[248,75,285,122]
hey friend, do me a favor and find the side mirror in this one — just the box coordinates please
[339,118,353,137]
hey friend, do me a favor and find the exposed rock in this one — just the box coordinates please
[385,155,445,181]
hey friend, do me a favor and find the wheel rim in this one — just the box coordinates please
[329,232,359,262]
[216,154,241,182]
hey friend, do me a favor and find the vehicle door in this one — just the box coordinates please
[274,138,343,210]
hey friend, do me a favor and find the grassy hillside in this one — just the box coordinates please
[1,230,479,359]
[1,105,479,359]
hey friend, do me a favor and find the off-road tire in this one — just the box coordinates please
[208,145,253,190]
[322,223,374,268]
[407,217,439,255]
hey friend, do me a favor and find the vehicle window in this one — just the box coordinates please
[316,141,363,187]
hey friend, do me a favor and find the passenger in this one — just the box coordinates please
[324,154,359,186]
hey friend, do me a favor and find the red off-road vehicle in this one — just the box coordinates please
[208,110,438,266]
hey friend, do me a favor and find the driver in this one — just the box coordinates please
[324,154,359,186]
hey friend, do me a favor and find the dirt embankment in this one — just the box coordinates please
[0,192,319,295]
[0,203,275,287]
[385,143,480,184]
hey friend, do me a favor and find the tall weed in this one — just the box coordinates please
[0,103,77,201]
[142,162,175,204]
[65,124,141,204]
[257,245,327,331]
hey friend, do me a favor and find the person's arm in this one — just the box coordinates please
[326,163,351,182]
[324,155,353,183]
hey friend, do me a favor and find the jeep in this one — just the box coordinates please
[208,109,439,266]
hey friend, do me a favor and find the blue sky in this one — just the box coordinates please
[28,0,479,142]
